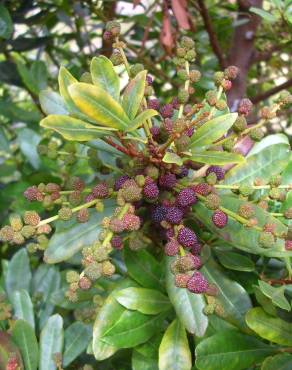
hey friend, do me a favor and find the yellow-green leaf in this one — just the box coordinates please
[163,152,183,166]
[90,56,120,101]
[127,109,158,132]
[58,66,79,115]
[68,82,131,130]
[189,150,245,165]
[123,70,147,119]
[40,115,115,141]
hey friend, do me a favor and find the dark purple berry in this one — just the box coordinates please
[150,126,160,139]
[166,206,183,225]
[177,227,197,248]
[166,228,175,239]
[191,242,202,255]
[160,104,174,118]
[92,183,109,198]
[177,188,197,208]
[165,240,179,256]
[187,271,209,293]
[206,166,225,181]
[185,127,194,137]
[171,97,180,110]
[146,75,153,85]
[212,210,228,228]
[163,118,173,133]
[148,99,160,110]
[159,173,177,189]
[151,205,167,223]
[111,235,123,249]
[177,166,189,178]
[114,175,130,191]
[143,182,159,200]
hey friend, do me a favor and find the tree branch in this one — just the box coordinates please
[251,78,292,104]
[251,43,290,64]
[197,0,226,69]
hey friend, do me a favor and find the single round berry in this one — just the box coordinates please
[58,207,73,221]
[238,203,255,219]
[151,205,167,223]
[79,276,92,290]
[122,214,141,231]
[165,240,180,256]
[23,211,40,226]
[238,98,253,116]
[193,183,211,196]
[177,227,198,248]
[190,254,202,269]
[114,175,130,191]
[205,193,221,210]
[109,218,125,233]
[285,240,292,250]
[259,232,275,248]
[187,271,209,294]
[206,166,225,181]
[166,207,183,225]
[143,182,159,200]
[212,210,228,228]
[148,98,160,110]
[159,173,177,189]
[24,186,43,201]
[111,235,123,250]
[177,166,189,178]
[77,208,89,223]
[160,104,174,118]
[224,65,239,80]
[176,188,197,208]
[175,274,191,288]
[92,183,109,198]
[191,242,202,255]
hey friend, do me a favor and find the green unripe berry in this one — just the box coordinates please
[102,260,115,276]
[269,175,282,187]
[238,203,255,219]
[233,116,247,133]
[176,47,187,57]
[110,51,123,66]
[206,172,217,185]
[205,194,221,210]
[177,69,189,81]
[215,100,227,111]
[239,184,254,197]
[58,207,73,221]
[250,128,264,141]
[27,242,39,254]
[84,262,102,281]
[222,138,235,152]
[9,214,23,232]
[66,270,80,283]
[12,232,25,245]
[269,188,281,200]
[145,165,159,180]
[178,89,189,104]
[185,49,196,62]
[95,201,104,213]
[181,36,195,50]
[175,134,191,152]
[259,232,275,248]
[206,90,217,106]
[213,71,225,85]
[21,225,35,239]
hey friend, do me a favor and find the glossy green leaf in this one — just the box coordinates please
[159,319,192,370]
[45,208,113,263]
[58,66,80,114]
[40,115,115,141]
[39,314,63,370]
[11,320,39,370]
[115,287,171,314]
[163,152,183,166]
[90,56,120,100]
[262,353,292,370]
[0,5,13,39]
[258,280,290,311]
[124,248,164,291]
[16,61,36,94]
[189,113,237,150]
[122,70,147,119]
[31,61,47,92]
[166,257,208,336]
[201,258,252,330]
[12,290,35,329]
[224,135,290,185]
[93,279,138,360]
[63,322,92,367]
[189,150,245,165]
[135,334,162,358]
[69,82,130,129]
[195,330,277,370]
[132,350,159,370]
[17,127,41,170]
[215,250,255,272]
[5,249,31,301]
[253,286,277,316]
[246,307,292,345]
[39,90,69,116]
[193,196,288,258]
[101,309,167,348]
[127,109,158,132]
[250,7,277,21]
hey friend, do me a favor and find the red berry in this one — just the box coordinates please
[148,98,160,110]
[165,240,180,256]
[193,183,211,196]
[285,240,292,250]
[111,235,123,249]
[122,214,141,231]
[212,210,228,228]
[92,183,109,198]
[238,98,253,116]
[187,271,209,293]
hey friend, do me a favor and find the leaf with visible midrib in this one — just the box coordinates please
[262,353,292,370]
[122,70,146,120]
[12,290,35,329]
[159,319,192,370]
[189,150,245,165]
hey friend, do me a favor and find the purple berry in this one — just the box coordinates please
[212,210,228,228]
[187,271,209,293]
[160,104,174,118]
[146,75,153,85]
[190,254,202,269]
[177,227,197,248]
[165,240,179,256]
[177,188,197,207]
[185,127,194,137]
[171,97,180,110]
[111,235,123,249]
[163,118,173,133]
[191,242,202,255]
[151,205,167,223]
[143,182,159,200]
[159,173,177,189]
[166,206,183,225]
[166,228,175,239]
[148,99,160,110]
[206,166,225,181]
[92,182,109,198]
[150,126,160,139]
[177,166,189,178]
[114,175,130,191]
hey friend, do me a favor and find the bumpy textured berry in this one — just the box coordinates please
[159,173,177,189]
[263,223,276,234]
[185,126,194,137]
[79,276,92,290]
[250,128,264,141]
[46,183,60,193]
[269,175,282,187]
[177,69,189,81]
[185,49,196,61]
[92,183,109,198]
[114,175,130,191]
[175,273,191,288]
[21,225,35,238]
[160,104,174,118]
[189,70,201,82]
[285,240,292,250]
[23,211,40,226]
[102,261,115,276]
[260,106,276,119]
[143,181,159,200]
[206,90,217,106]
[69,191,82,206]
[58,207,73,221]
[123,214,141,231]
[84,262,102,280]
[71,177,85,191]
[259,232,275,248]
[77,208,89,223]
[214,71,225,85]
[111,235,123,249]
[238,203,255,219]
[166,207,183,225]
[121,184,142,203]
[284,208,292,219]
[212,210,228,228]
[222,138,235,152]
[110,50,123,65]
[66,270,80,283]
[190,254,202,269]
[151,205,167,223]
[193,183,211,196]
[224,66,239,80]
[205,193,220,210]
[12,232,25,245]
[269,188,281,200]
[181,36,195,49]
[177,227,197,248]
[177,188,197,207]
[239,184,254,197]
[165,240,180,256]
[233,116,247,133]
[175,134,190,152]
[24,186,43,201]
[148,98,160,110]
[187,271,209,293]
[9,214,23,232]
[191,241,202,255]
[178,89,189,103]
[238,98,253,116]
[172,118,187,132]
[221,79,232,90]
[109,218,124,233]
[145,165,159,180]
[206,166,225,181]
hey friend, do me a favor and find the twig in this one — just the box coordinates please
[251,78,292,104]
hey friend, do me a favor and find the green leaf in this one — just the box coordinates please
[17,127,41,170]
[0,5,13,39]
[189,150,245,165]
[39,314,63,370]
[163,151,184,166]
[12,290,35,329]
[215,250,255,272]
[224,135,290,185]
[127,109,158,132]
[262,353,292,370]
[250,7,278,22]
[16,61,38,95]
[40,115,115,141]
[258,280,290,311]
[132,350,159,370]
[93,279,138,360]
[101,309,168,348]
[68,82,131,129]
[254,286,277,316]
[189,113,238,150]
[122,70,147,119]
[63,322,92,367]
[195,330,278,370]
[39,90,69,116]
[90,56,120,101]
[31,61,47,92]
[193,196,288,258]
[5,249,31,302]
[45,208,113,263]
[159,319,192,370]
[124,248,164,291]
[115,287,171,314]
[58,66,81,115]
[11,320,39,370]
[246,307,292,345]
[201,258,252,330]
[165,257,208,336]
